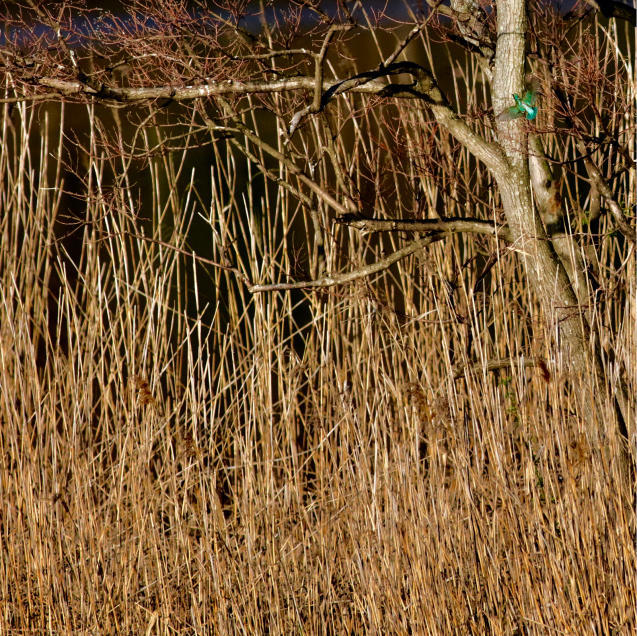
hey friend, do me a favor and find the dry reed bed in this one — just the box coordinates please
[0,16,635,636]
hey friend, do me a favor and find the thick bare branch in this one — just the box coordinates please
[577,140,636,244]
[453,356,549,380]
[317,61,509,174]
[336,215,512,242]
[249,234,443,293]
[26,64,510,179]
[210,95,355,217]
[288,24,352,135]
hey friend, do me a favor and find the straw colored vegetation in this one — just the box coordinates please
[0,8,634,635]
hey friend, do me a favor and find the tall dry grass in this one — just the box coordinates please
[0,12,635,635]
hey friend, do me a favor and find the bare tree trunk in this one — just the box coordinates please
[491,0,631,473]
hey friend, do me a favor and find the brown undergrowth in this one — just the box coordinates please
[0,8,634,635]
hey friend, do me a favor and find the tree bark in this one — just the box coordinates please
[490,0,630,468]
